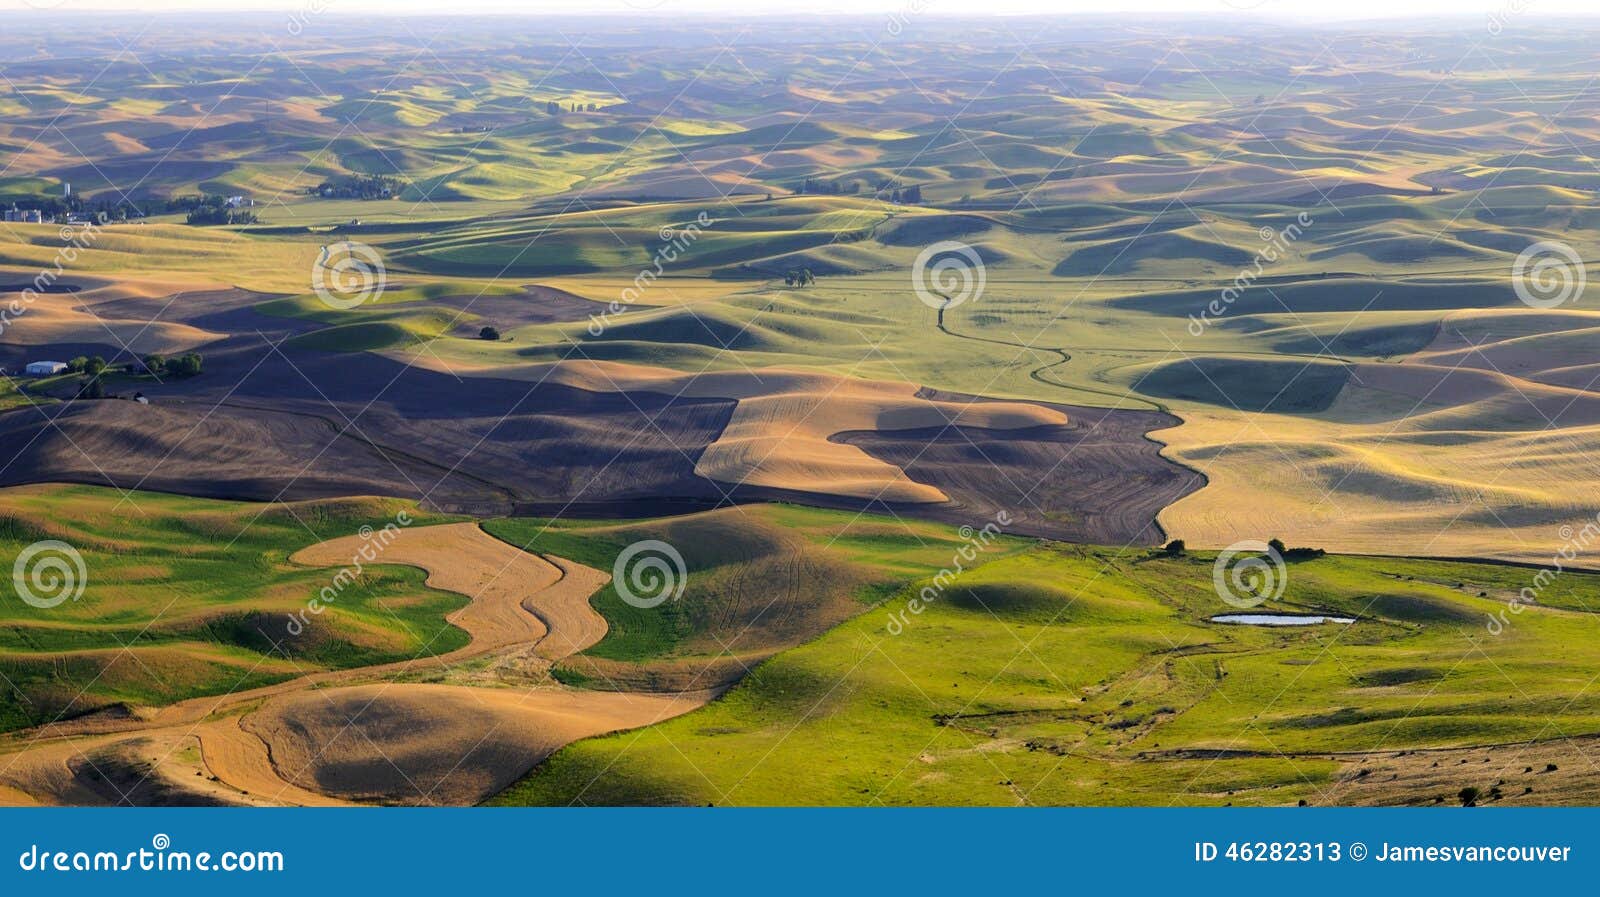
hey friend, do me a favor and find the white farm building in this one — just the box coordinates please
[24,361,67,376]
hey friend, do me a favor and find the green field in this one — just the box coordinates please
[0,486,467,731]
[489,529,1600,806]
[482,505,1031,690]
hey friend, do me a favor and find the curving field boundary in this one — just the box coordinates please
[0,522,712,806]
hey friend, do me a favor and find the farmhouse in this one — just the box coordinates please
[24,361,67,376]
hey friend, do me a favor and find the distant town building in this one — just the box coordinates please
[24,361,67,376]
[6,206,49,224]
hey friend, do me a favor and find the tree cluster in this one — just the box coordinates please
[1267,537,1326,560]
[184,196,258,226]
[142,352,203,378]
[310,175,402,200]
[793,178,922,204]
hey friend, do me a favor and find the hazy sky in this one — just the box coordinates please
[0,0,1589,18]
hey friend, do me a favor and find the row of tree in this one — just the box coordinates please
[546,101,599,114]
[143,353,204,378]
[65,353,199,399]
[310,175,403,200]
[185,196,258,226]
[1161,538,1325,560]
[792,178,923,203]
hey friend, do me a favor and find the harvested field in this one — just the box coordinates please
[435,284,608,331]
[290,521,609,660]
[245,684,702,805]
[1156,313,1600,563]
[392,358,1189,539]
[0,399,490,505]
[839,389,1205,544]
[0,316,1188,544]
[0,520,712,806]
[492,505,914,691]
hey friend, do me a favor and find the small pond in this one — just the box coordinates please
[1209,613,1355,627]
